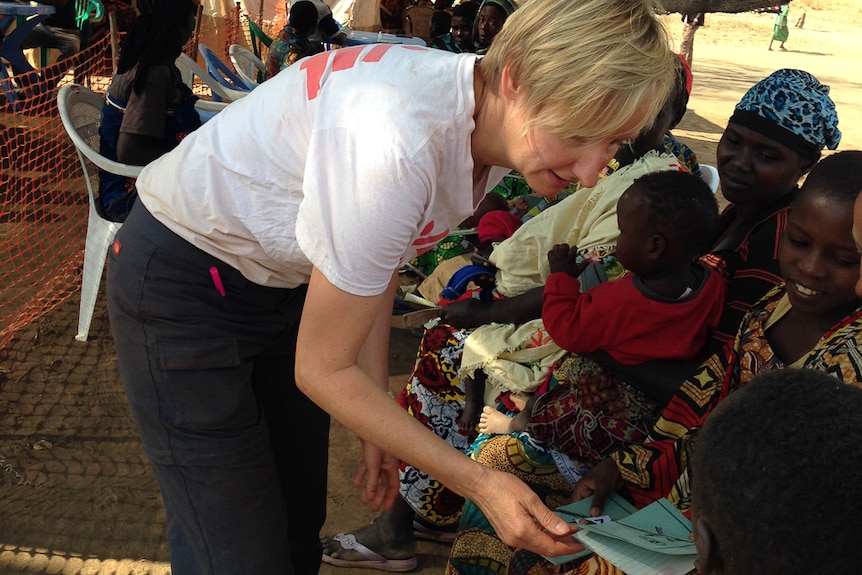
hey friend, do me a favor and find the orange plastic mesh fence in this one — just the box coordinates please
[0,13,271,349]
[0,35,114,349]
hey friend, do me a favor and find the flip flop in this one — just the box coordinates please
[322,533,418,572]
[412,520,457,544]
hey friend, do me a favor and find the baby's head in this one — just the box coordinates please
[614,169,717,276]
[692,368,862,575]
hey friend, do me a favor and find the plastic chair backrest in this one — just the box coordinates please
[700,164,720,194]
[198,43,256,93]
[402,4,435,43]
[229,43,265,86]
[57,84,142,185]
[175,52,249,103]
[57,84,142,341]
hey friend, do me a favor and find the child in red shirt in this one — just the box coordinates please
[478,169,725,434]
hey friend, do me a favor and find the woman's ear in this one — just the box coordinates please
[500,61,520,101]
[798,150,821,178]
[693,517,724,575]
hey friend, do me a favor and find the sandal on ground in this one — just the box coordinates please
[322,533,418,572]
[412,519,457,544]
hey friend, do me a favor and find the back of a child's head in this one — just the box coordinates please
[453,0,480,22]
[692,368,862,575]
[628,170,718,259]
[431,10,452,37]
[796,150,862,206]
[289,1,319,34]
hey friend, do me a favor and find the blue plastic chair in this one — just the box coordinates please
[197,44,255,100]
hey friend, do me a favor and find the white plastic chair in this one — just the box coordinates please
[175,52,249,103]
[701,164,720,194]
[229,43,265,87]
[57,84,143,342]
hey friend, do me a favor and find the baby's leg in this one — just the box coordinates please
[458,372,486,431]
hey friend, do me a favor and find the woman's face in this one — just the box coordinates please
[853,194,862,298]
[716,122,813,206]
[779,188,860,324]
[504,105,648,196]
[477,5,507,47]
[451,16,474,51]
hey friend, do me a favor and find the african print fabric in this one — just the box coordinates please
[614,284,862,512]
[397,324,476,526]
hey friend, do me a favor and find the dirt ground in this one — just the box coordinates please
[1,3,860,574]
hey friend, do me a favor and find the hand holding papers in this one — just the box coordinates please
[548,494,697,575]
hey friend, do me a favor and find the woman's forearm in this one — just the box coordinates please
[487,286,544,324]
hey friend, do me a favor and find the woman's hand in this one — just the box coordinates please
[353,439,401,512]
[572,458,623,516]
[470,468,584,557]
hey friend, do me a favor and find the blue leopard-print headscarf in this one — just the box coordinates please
[729,68,841,155]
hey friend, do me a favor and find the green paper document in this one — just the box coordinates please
[547,494,697,575]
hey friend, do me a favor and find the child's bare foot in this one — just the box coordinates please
[478,405,514,435]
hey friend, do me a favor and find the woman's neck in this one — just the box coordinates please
[470,62,505,174]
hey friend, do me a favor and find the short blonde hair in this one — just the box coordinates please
[480,0,676,141]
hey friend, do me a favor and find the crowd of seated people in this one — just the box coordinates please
[322,63,857,575]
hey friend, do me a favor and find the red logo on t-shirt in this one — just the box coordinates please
[300,45,426,100]
[412,221,450,255]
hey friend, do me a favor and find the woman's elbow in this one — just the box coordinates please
[294,359,318,397]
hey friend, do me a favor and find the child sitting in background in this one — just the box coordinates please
[692,368,862,575]
[469,169,725,434]
[265,1,318,79]
[428,10,461,52]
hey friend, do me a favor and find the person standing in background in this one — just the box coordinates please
[769,1,790,51]
[679,12,704,66]
[265,1,318,79]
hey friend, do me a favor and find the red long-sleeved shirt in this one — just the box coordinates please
[542,266,726,365]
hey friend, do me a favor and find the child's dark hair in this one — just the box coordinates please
[628,170,718,257]
[797,150,862,204]
[692,368,862,575]
[431,10,453,37]
[453,1,480,23]
[668,58,690,130]
[117,0,198,94]
[289,1,319,33]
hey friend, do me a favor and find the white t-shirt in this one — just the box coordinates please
[136,45,508,296]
